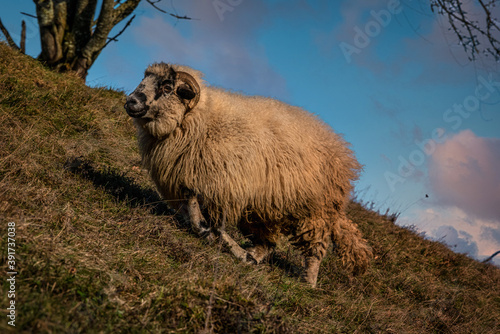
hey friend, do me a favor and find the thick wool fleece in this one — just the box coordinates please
[132,63,372,277]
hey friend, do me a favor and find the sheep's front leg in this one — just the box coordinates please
[186,196,212,238]
[185,195,250,262]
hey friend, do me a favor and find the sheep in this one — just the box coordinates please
[124,62,372,287]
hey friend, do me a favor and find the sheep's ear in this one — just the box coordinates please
[176,84,196,100]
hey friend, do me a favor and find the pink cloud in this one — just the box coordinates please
[428,130,500,222]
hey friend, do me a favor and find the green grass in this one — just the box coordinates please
[0,42,499,333]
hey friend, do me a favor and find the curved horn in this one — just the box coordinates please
[176,71,201,110]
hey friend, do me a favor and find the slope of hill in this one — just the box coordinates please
[1,43,499,333]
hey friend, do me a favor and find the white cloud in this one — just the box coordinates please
[434,225,478,258]
[398,130,500,265]
[400,205,500,266]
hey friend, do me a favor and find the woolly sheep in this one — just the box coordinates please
[124,62,372,287]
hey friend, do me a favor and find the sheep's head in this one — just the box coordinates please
[125,62,201,138]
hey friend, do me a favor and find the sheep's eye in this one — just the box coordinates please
[161,79,173,87]
[158,79,174,94]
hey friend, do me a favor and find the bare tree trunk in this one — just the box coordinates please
[33,0,141,80]
[36,0,65,64]
[0,18,20,51]
[20,21,26,54]
[2,1,190,80]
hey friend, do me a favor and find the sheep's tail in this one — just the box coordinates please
[331,216,372,274]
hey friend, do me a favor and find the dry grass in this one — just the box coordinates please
[0,42,499,333]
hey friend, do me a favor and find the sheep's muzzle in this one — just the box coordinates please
[125,92,149,118]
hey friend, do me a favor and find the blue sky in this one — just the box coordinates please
[3,0,500,265]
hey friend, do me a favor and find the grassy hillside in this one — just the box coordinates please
[1,42,499,333]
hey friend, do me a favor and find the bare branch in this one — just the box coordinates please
[169,13,194,20]
[431,0,500,61]
[0,17,20,50]
[103,14,135,49]
[457,0,478,55]
[81,0,115,63]
[146,0,194,20]
[146,0,167,13]
[482,250,500,263]
[477,0,500,55]
[20,20,26,54]
[113,0,141,25]
[21,12,38,19]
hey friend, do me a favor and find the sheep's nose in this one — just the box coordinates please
[125,92,148,118]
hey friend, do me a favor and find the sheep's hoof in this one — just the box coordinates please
[193,223,211,237]
[245,246,269,264]
[245,252,259,264]
[300,275,317,288]
[301,256,320,288]
[217,230,249,262]
[199,229,216,243]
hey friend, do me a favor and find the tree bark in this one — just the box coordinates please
[33,0,141,80]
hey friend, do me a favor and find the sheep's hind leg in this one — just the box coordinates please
[301,238,329,288]
[288,218,330,288]
[218,231,271,264]
[217,229,249,262]
[237,219,277,264]
[303,256,321,288]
